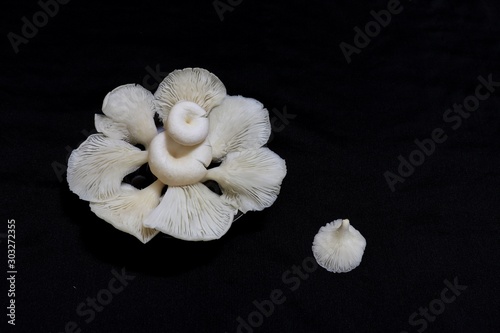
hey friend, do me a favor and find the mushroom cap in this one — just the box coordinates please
[89,181,164,243]
[101,84,158,147]
[154,68,226,121]
[67,134,148,202]
[94,114,129,141]
[205,147,286,213]
[143,183,236,241]
[208,95,271,161]
[312,219,366,273]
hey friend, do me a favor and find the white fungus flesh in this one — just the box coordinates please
[143,183,236,241]
[89,180,164,243]
[205,147,286,213]
[148,131,212,186]
[67,134,148,202]
[154,68,226,121]
[94,114,130,142]
[312,219,366,273]
[101,84,158,147]
[208,95,271,161]
[166,101,209,146]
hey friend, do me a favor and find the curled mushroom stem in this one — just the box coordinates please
[166,101,209,146]
[148,131,211,186]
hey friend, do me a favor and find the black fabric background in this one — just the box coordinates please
[1,0,499,332]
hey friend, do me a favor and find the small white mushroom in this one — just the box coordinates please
[143,183,236,241]
[90,180,164,243]
[166,101,209,146]
[208,95,271,161]
[154,68,226,121]
[101,84,158,147]
[312,219,366,273]
[204,147,286,213]
[148,131,211,187]
[67,134,148,202]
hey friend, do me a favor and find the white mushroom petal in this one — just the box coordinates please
[102,84,158,147]
[94,114,130,141]
[89,181,164,243]
[208,95,271,161]
[166,101,209,146]
[205,147,286,213]
[312,219,366,273]
[148,131,211,186]
[143,183,236,241]
[67,134,148,202]
[154,68,226,121]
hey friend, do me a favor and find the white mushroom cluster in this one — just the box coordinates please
[67,68,287,243]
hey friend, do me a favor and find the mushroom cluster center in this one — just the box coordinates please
[148,101,211,187]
